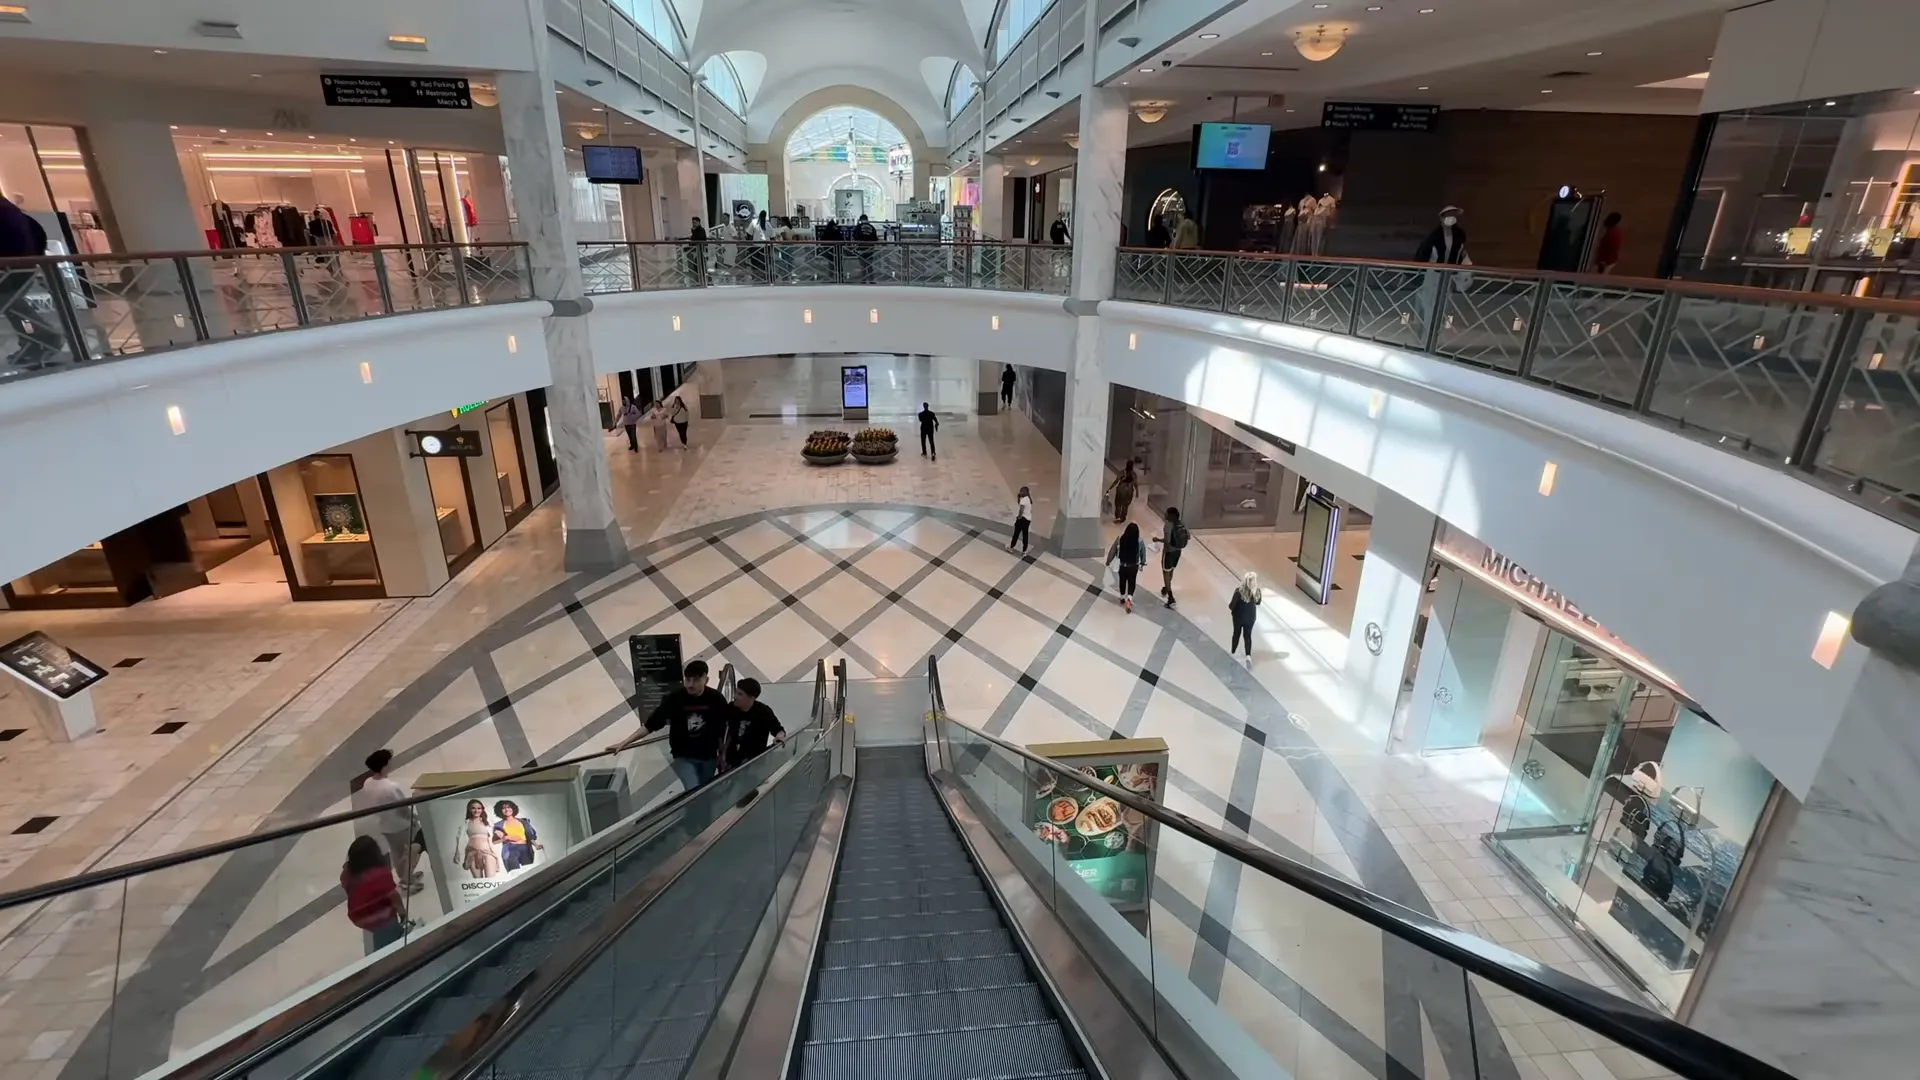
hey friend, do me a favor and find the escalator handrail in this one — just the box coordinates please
[419,723,832,1080]
[0,730,667,914]
[922,656,1793,1080]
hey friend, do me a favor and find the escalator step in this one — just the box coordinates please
[830,888,992,919]
[352,1033,440,1078]
[796,1023,1085,1080]
[812,952,1034,1001]
[805,983,1054,1043]
[819,928,1019,969]
[833,864,980,887]
[826,908,1006,942]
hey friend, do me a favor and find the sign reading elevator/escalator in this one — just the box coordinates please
[320,74,472,109]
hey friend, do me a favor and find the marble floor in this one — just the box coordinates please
[0,356,1673,1080]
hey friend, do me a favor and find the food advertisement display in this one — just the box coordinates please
[1026,738,1168,911]
[415,768,588,913]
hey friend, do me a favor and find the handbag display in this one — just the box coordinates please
[1622,760,1664,801]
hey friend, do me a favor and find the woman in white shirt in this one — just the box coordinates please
[1010,486,1033,554]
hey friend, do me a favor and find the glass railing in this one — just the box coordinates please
[576,239,1073,294]
[1113,247,1920,525]
[0,242,531,380]
[923,655,1791,1080]
[0,663,828,1080]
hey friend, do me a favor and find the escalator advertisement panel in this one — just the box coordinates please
[1028,753,1163,911]
[416,786,583,912]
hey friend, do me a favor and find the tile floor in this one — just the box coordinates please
[0,355,1674,1080]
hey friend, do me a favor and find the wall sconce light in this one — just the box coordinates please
[1132,104,1168,124]
[1812,611,1849,669]
[803,308,813,324]
[506,334,517,353]
[360,362,373,384]
[1538,461,1557,496]
[991,315,1001,330]
[0,5,33,23]
[869,308,880,324]
[1294,25,1347,62]
[671,315,682,331]
[167,406,187,435]
[1128,332,1138,350]
[386,34,429,51]
[1367,390,1384,419]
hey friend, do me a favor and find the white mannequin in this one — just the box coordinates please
[1302,194,1337,256]
[1290,195,1317,254]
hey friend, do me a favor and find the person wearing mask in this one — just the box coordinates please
[1107,460,1137,523]
[852,214,880,282]
[1593,212,1624,274]
[1010,486,1033,554]
[1049,212,1071,245]
[917,401,939,460]
[0,194,56,369]
[1152,507,1190,608]
[615,397,643,452]
[723,677,786,772]
[1105,522,1148,613]
[342,835,405,955]
[669,394,691,448]
[643,659,730,791]
[1228,572,1262,662]
[1415,207,1470,265]
[1171,212,1200,250]
[649,399,672,451]
[1000,365,1016,407]
[352,749,422,895]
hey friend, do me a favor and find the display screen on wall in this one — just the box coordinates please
[1191,123,1271,170]
[583,145,643,185]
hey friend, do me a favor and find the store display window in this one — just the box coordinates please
[5,544,122,608]
[423,450,481,577]
[261,455,385,599]
[1485,631,1778,1014]
[486,401,532,528]
[0,124,110,253]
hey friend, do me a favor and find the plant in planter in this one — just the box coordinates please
[851,427,898,463]
[802,429,851,463]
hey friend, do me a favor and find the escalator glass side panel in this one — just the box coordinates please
[795,746,1088,1080]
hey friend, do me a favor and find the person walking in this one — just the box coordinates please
[1228,572,1262,662]
[1049,212,1071,245]
[616,397,643,452]
[1153,507,1190,608]
[1010,486,1034,554]
[722,677,786,773]
[643,659,730,791]
[353,749,422,895]
[1106,522,1148,613]
[1107,460,1137,523]
[668,394,691,448]
[918,402,939,460]
[1000,365,1016,407]
[649,399,671,451]
[342,835,406,955]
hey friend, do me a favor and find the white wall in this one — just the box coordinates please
[0,303,553,591]
[1704,0,1920,113]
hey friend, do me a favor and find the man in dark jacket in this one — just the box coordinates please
[918,402,939,460]
[852,214,879,282]
[644,659,730,791]
[722,677,785,771]
[0,195,56,368]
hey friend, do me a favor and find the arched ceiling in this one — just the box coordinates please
[687,0,985,146]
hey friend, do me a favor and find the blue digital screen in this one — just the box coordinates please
[1192,123,1270,170]
[841,366,869,409]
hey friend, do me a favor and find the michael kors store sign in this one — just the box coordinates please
[1477,548,1603,630]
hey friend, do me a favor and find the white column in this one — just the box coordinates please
[980,158,1006,240]
[80,119,223,347]
[1687,561,1920,1078]
[1340,489,1436,746]
[674,150,704,235]
[1052,80,1127,557]
[976,359,1001,415]
[497,17,627,573]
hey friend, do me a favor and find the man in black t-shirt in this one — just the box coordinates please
[723,677,786,772]
[918,402,939,461]
[644,659,730,790]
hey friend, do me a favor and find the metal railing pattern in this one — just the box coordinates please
[1113,248,1920,525]
[0,242,531,381]
[576,239,1074,294]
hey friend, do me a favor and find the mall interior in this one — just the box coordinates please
[0,0,1915,1078]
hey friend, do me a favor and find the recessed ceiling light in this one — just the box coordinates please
[1140,67,1153,73]
[250,73,262,78]
[265,131,274,136]
[1121,80,1129,85]
[1261,51,1274,56]
[591,106,604,111]
[1825,100,1836,106]
[169,124,178,130]
[1313,2,1329,7]
[1540,89,1553,94]
[218,128,228,133]
[1199,32,1218,39]
[1586,51,1603,56]
[1417,86,1429,90]
[348,137,356,142]
[153,48,168,54]
[307,134,316,139]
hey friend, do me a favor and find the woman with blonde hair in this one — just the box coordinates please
[1228,572,1261,662]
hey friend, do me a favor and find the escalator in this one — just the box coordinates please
[794,746,1085,1080]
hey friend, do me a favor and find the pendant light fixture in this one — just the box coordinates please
[1294,24,1346,62]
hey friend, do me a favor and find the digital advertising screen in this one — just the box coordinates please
[1192,123,1271,170]
[841,365,869,409]
[416,776,585,913]
[1024,737,1168,911]
[0,631,106,700]
[583,144,643,184]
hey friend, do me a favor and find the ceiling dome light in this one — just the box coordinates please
[1065,132,1080,149]
[1024,156,1040,166]
[1132,103,1169,123]
[1294,25,1346,62]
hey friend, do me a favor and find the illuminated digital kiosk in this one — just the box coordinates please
[841,364,869,424]
[1023,736,1169,916]
[0,631,104,742]
[414,765,591,914]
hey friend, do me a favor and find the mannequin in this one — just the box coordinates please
[1303,194,1337,256]
[1416,205,1471,265]
[1277,206,1298,254]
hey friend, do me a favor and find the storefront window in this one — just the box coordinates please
[423,452,480,575]
[487,401,531,525]
[0,124,110,253]
[263,455,384,595]
[6,544,119,604]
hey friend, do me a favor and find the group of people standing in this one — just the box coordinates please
[614,395,691,453]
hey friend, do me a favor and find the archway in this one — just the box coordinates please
[784,107,911,222]
[758,86,935,218]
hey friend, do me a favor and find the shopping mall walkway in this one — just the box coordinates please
[0,355,1629,1080]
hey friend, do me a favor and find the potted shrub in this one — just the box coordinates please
[802,429,851,464]
[851,427,898,464]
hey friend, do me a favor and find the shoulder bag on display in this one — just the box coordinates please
[1622,760,1664,801]
[1638,817,1687,902]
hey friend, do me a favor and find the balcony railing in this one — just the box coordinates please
[0,243,532,383]
[576,239,1073,294]
[1113,248,1920,526]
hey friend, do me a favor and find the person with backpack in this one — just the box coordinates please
[342,835,406,955]
[852,214,880,282]
[1010,486,1033,554]
[668,394,691,448]
[1153,507,1190,608]
[1228,572,1262,662]
[917,401,939,460]
[1105,522,1148,613]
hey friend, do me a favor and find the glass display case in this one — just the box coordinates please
[486,401,532,528]
[262,455,386,599]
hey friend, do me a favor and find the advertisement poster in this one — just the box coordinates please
[841,366,869,409]
[415,774,584,912]
[1025,738,1168,911]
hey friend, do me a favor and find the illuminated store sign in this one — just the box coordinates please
[1478,548,1602,630]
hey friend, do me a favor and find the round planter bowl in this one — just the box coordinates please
[802,450,849,465]
[852,449,898,464]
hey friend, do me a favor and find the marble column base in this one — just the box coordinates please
[700,393,725,419]
[1053,512,1105,559]
[565,520,629,574]
[978,391,1000,416]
